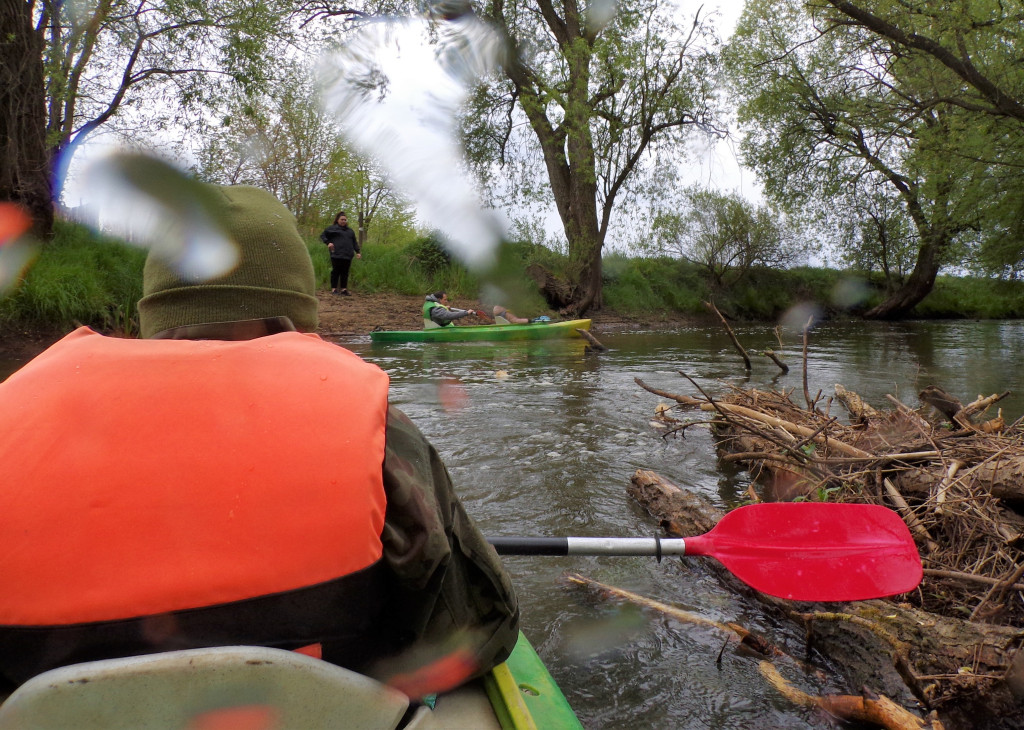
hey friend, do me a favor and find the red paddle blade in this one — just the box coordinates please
[684,503,922,601]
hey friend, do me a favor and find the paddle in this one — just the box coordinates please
[487,503,922,602]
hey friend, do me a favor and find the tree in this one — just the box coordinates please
[818,0,1024,123]
[815,0,1024,276]
[1,1,51,235]
[465,0,721,313]
[197,63,410,236]
[652,187,798,286]
[305,1,721,312]
[831,184,917,292]
[725,0,990,318]
[436,0,708,311]
[344,158,408,247]
[3,0,295,236]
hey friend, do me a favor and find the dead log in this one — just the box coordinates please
[836,383,880,422]
[919,386,964,423]
[626,469,1024,727]
[565,573,797,662]
[762,349,789,374]
[760,662,943,730]
[575,328,606,351]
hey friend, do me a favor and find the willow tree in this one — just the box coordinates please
[3,0,295,236]
[725,0,999,318]
[468,0,721,313]
[816,0,1024,277]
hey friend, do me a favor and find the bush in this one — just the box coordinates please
[405,232,452,275]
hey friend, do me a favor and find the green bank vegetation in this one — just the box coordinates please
[5,222,1024,338]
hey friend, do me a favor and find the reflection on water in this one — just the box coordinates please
[3,320,1022,727]
[345,320,1024,729]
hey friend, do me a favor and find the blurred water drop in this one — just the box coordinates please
[779,302,823,333]
[68,149,238,282]
[317,12,505,268]
[0,203,37,295]
[831,276,871,309]
[438,377,469,412]
[562,607,646,660]
[585,0,618,33]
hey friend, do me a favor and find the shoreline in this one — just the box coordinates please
[1,289,704,366]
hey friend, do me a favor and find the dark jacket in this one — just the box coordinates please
[320,224,359,259]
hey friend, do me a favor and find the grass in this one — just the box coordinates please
[0,221,146,334]
[7,221,1024,337]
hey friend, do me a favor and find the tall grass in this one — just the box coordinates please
[8,222,1024,338]
[0,221,146,334]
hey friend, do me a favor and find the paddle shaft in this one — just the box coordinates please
[489,536,687,558]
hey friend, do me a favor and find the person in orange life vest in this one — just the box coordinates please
[0,185,519,692]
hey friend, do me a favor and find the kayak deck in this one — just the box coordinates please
[0,632,580,729]
[371,319,592,343]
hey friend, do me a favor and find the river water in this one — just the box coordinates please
[3,319,1021,727]
[342,319,1024,729]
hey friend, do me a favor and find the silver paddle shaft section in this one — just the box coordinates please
[487,536,688,559]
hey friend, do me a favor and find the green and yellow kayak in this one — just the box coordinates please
[370,319,592,344]
[0,632,581,729]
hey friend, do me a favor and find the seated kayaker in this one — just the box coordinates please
[423,291,475,329]
[491,304,529,325]
[0,185,519,695]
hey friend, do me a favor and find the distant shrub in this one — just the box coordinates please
[405,232,452,275]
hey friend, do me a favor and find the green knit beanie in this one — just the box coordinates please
[138,185,318,338]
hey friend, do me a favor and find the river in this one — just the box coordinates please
[342,319,1024,729]
[3,319,1021,727]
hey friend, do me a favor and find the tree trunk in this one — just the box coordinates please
[865,233,942,318]
[0,0,53,237]
[627,469,1024,728]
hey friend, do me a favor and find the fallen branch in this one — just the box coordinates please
[836,383,879,422]
[576,328,606,351]
[763,349,789,374]
[565,573,785,657]
[704,300,751,370]
[802,316,814,410]
[881,472,940,553]
[759,662,941,730]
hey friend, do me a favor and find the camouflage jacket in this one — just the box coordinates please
[375,405,520,682]
[150,319,520,680]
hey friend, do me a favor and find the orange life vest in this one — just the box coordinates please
[0,327,389,627]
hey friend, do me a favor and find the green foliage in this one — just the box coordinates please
[651,186,801,287]
[602,255,707,315]
[0,221,145,333]
[13,222,1024,340]
[467,0,722,308]
[915,276,1024,319]
[404,233,452,275]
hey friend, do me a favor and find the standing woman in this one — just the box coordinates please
[320,211,361,295]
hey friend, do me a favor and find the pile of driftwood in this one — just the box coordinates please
[631,372,1024,727]
[637,377,1024,625]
